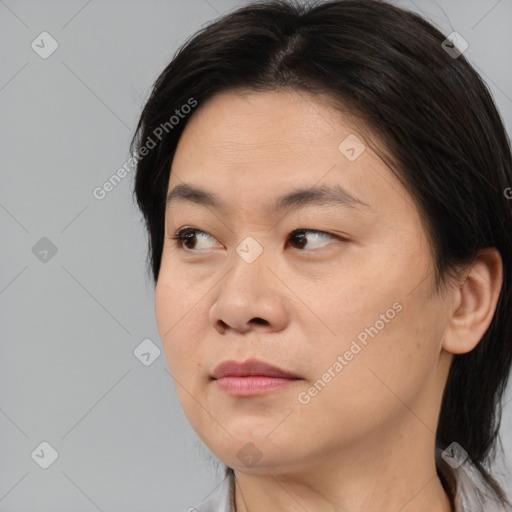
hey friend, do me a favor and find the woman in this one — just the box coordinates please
[130,0,512,510]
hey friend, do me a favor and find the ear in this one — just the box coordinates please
[442,248,503,355]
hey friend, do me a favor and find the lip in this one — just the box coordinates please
[211,358,302,396]
[212,358,301,379]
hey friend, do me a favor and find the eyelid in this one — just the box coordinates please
[172,227,221,248]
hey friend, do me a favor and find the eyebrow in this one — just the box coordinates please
[166,182,370,215]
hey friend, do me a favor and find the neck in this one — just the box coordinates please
[232,427,453,512]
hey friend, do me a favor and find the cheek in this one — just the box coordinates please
[347,296,443,407]
[155,277,199,377]
[293,304,443,447]
[155,279,209,426]
[300,265,445,424]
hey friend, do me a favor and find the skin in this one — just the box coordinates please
[155,89,503,512]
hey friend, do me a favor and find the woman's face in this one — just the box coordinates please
[155,89,454,474]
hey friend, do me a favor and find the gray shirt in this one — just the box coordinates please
[191,449,511,512]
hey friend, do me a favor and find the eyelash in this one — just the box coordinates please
[170,227,344,251]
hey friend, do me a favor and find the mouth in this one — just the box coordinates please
[211,358,302,396]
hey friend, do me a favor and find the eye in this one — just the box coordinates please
[287,228,340,250]
[171,227,219,251]
[171,227,341,252]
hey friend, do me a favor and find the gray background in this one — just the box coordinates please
[1,0,511,510]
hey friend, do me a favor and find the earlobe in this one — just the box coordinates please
[443,248,503,355]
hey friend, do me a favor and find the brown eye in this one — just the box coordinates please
[172,228,217,250]
[171,227,341,252]
[288,229,339,250]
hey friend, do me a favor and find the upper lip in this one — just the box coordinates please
[212,358,301,379]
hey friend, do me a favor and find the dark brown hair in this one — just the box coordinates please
[131,0,512,504]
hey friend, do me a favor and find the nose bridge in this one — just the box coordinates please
[209,234,289,333]
[227,233,269,292]
[235,233,266,267]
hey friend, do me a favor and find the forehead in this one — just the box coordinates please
[173,89,358,160]
[167,89,411,220]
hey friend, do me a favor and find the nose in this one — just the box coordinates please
[208,250,289,336]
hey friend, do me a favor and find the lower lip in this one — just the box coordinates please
[214,376,300,396]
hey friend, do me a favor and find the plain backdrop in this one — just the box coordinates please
[1,0,511,510]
